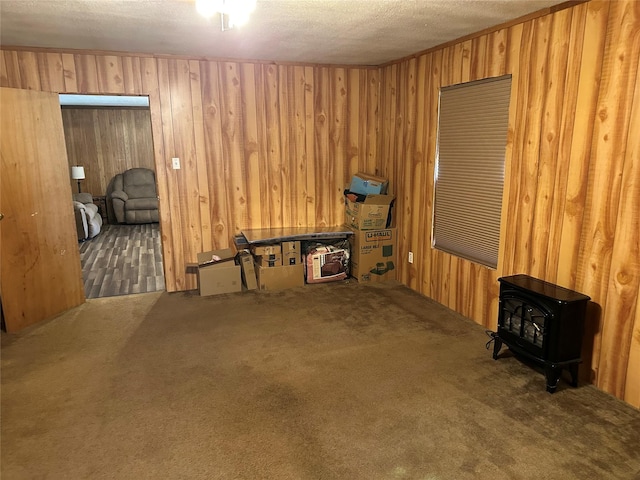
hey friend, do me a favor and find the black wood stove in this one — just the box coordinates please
[492,274,591,393]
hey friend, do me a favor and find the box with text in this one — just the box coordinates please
[344,194,394,230]
[349,228,397,283]
[282,241,301,265]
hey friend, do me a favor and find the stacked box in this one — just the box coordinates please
[255,254,282,267]
[349,228,397,283]
[248,242,304,290]
[349,172,389,195]
[250,244,281,256]
[282,241,301,265]
[344,194,394,230]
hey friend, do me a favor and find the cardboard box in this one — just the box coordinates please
[282,241,301,265]
[250,244,281,256]
[255,254,283,267]
[344,194,394,230]
[255,263,304,290]
[196,249,242,296]
[305,245,350,284]
[349,228,397,283]
[349,172,389,195]
[238,251,258,290]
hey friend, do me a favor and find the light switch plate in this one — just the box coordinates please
[172,157,180,169]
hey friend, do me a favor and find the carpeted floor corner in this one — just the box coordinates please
[2,281,639,479]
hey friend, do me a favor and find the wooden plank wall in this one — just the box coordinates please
[61,107,156,196]
[0,52,380,293]
[379,0,639,407]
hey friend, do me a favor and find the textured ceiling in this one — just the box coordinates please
[1,0,566,66]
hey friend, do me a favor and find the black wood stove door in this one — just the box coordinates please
[498,293,552,360]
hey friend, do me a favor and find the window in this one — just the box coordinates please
[433,75,512,269]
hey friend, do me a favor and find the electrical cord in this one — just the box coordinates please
[485,329,497,350]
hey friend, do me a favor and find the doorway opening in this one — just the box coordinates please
[60,94,165,299]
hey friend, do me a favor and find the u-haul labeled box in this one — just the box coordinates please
[349,228,397,283]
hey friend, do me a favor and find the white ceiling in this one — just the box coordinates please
[1,0,566,66]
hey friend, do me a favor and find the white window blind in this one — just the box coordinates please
[433,75,512,269]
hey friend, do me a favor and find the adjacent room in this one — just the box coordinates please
[61,94,165,298]
[1,0,638,478]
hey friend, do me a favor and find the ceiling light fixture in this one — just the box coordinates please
[195,0,257,31]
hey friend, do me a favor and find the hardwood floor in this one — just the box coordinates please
[79,223,165,299]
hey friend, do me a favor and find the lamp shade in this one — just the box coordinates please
[71,166,85,180]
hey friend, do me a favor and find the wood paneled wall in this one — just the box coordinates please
[61,108,155,196]
[379,0,639,407]
[0,52,380,294]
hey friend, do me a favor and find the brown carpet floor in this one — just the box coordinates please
[2,281,639,479]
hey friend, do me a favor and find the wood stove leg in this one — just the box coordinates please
[545,365,561,393]
[492,335,503,360]
[569,363,579,387]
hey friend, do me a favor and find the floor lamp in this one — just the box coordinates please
[71,166,85,193]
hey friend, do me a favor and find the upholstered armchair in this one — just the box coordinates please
[110,168,159,224]
[73,193,103,241]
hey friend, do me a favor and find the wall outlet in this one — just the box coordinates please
[408,251,414,264]
[172,157,180,169]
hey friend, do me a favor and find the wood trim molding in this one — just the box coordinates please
[0,45,380,70]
